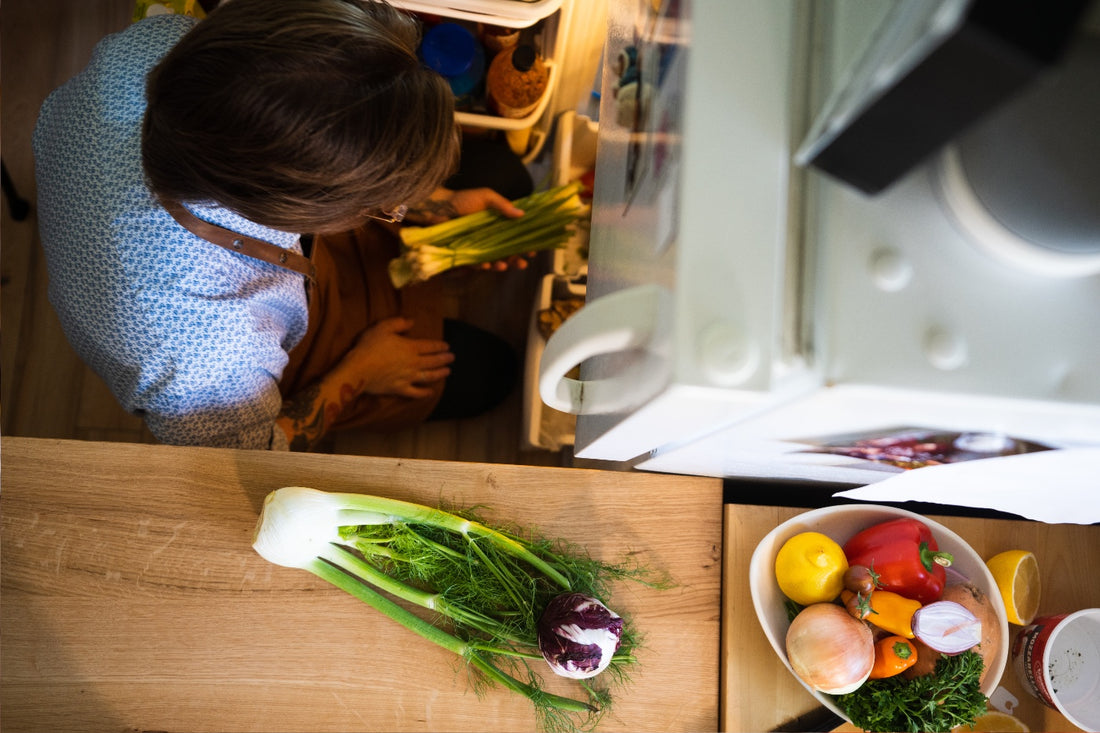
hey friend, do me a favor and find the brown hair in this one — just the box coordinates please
[142,0,459,233]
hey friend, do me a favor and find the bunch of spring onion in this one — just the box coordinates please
[388,182,589,288]
[252,486,663,733]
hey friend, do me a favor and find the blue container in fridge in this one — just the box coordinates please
[419,22,485,99]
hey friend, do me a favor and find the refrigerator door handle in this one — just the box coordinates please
[539,283,670,415]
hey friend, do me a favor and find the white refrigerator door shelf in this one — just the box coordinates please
[547,0,806,462]
[392,0,563,28]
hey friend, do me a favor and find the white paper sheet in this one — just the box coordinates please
[833,448,1100,524]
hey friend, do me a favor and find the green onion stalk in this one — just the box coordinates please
[252,486,662,733]
[388,182,589,288]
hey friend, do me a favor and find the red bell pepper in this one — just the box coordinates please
[842,517,954,605]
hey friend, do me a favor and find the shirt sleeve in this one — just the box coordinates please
[130,289,299,451]
[142,382,286,450]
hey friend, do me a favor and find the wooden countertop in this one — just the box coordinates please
[6,437,1097,732]
[0,437,723,733]
[723,504,1100,733]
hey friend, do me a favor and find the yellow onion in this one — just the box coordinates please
[785,603,875,694]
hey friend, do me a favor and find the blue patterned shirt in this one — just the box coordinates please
[33,14,309,450]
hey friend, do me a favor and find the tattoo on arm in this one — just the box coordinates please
[281,382,322,421]
[286,410,325,452]
[279,377,366,452]
[279,381,325,452]
[406,197,458,224]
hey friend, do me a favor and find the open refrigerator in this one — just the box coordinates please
[392,0,571,162]
[534,0,1100,489]
[388,0,607,451]
[521,110,598,451]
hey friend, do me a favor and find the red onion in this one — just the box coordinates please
[912,600,982,654]
[537,593,623,679]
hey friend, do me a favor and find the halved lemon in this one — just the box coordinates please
[952,710,1030,732]
[986,550,1041,626]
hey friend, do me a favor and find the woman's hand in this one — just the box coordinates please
[405,187,530,272]
[448,187,524,219]
[477,252,533,272]
[406,187,524,225]
[448,187,531,270]
[276,317,451,451]
[336,317,454,399]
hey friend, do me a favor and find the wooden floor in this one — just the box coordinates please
[0,0,569,467]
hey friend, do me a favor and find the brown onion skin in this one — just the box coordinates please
[785,603,875,695]
[938,583,999,686]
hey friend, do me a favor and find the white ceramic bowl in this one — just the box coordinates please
[748,504,1008,723]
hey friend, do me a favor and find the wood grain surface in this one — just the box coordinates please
[722,504,1100,733]
[1,437,723,733]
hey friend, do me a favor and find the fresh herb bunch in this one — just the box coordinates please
[835,649,988,733]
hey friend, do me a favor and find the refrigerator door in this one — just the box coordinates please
[637,0,1100,483]
[539,0,815,462]
[542,0,1100,481]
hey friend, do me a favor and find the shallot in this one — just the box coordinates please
[912,600,982,654]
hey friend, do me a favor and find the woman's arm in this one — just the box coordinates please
[275,375,362,452]
[275,316,453,451]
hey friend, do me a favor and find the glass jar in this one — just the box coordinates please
[485,44,548,120]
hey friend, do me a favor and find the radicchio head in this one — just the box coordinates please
[537,592,624,679]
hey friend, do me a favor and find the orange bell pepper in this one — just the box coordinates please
[841,588,920,638]
[869,635,918,679]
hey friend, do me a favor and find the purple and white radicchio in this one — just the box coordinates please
[537,592,624,679]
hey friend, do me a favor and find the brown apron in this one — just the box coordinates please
[163,199,445,432]
[279,222,446,432]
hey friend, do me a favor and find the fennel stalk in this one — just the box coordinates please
[252,486,662,733]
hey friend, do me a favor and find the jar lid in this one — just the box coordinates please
[420,23,476,77]
[511,45,537,73]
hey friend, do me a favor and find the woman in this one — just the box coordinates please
[34,0,528,451]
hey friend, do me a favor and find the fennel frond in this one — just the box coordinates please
[252,486,664,732]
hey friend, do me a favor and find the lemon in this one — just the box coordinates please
[774,531,848,605]
[951,710,1030,732]
[986,550,1041,626]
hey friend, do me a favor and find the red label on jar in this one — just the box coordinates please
[1012,614,1068,709]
